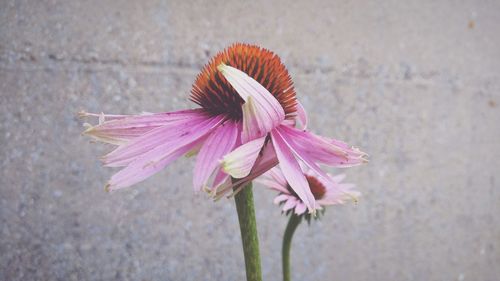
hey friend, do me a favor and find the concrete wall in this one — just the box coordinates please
[1,0,499,280]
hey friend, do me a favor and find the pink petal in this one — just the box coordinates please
[103,115,224,167]
[296,101,308,129]
[282,198,298,211]
[273,194,291,204]
[253,136,279,171]
[210,169,230,192]
[281,119,295,127]
[267,167,288,186]
[255,167,288,193]
[279,125,367,167]
[107,138,203,191]
[275,126,330,181]
[255,177,288,193]
[330,173,346,183]
[221,136,266,178]
[105,116,225,190]
[214,143,279,199]
[217,63,284,142]
[318,180,361,205]
[79,111,130,121]
[83,109,205,145]
[295,203,307,215]
[271,130,316,212]
[193,121,238,191]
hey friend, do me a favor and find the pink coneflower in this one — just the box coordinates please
[81,43,298,191]
[256,167,360,216]
[81,43,367,213]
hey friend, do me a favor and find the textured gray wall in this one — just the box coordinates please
[1,0,499,280]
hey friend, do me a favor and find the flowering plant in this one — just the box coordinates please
[81,43,367,281]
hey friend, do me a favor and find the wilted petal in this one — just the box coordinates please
[330,173,346,183]
[317,188,361,205]
[214,143,279,199]
[79,111,130,121]
[296,101,308,129]
[221,136,266,178]
[218,63,284,142]
[240,97,265,142]
[273,194,290,204]
[103,115,224,167]
[275,126,330,181]
[255,167,288,193]
[267,166,288,187]
[105,115,226,190]
[282,197,298,211]
[83,109,205,145]
[271,130,316,212]
[193,121,239,191]
[255,178,287,193]
[210,169,230,192]
[294,203,307,215]
[279,125,367,167]
[106,138,204,191]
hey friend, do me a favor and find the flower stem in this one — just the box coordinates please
[282,213,302,281]
[234,181,262,281]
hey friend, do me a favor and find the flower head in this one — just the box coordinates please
[81,43,299,192]
[81,43,367,213]
[257,167,360,216]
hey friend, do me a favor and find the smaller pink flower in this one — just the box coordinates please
[257,167,360,215]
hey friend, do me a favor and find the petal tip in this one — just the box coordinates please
[78,110,89,119]
[81,122,93,132]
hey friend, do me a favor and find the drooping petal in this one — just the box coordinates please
[329,173,347,183]
[134,117,226,168]
[255,177,288,193]
[79,111,130,121]
[274,126,330,181]
[193,121,238,191]
[282,197,298,211]
[105,115,226,190]
[210,169,230,192]
[267,167,288,187]
[240,96,266,142]
[317,188,361,205]
[106,137,204,191]
[273,194,290,204]
[281,119,295,127]
[255,167,288,193]
[83,109,206,145]
[103,115,224,167]
[221,136,266,178]
[218,63,284,142]
[296,101,308,129]
[279,125,368,167]
[214,142,279,199]
[271,130,316,212]
[312,172,361,205]
[294,203,307,215]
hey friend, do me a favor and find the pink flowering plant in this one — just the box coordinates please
[257,166,361,280]
[81,43,367,281]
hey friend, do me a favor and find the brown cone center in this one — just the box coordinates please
[285,175,327,201]
[190,43,297,121]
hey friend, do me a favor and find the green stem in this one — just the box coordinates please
[234,182,262,281]
[282,213,302,281]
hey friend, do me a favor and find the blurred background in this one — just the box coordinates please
[1,0,499,280]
